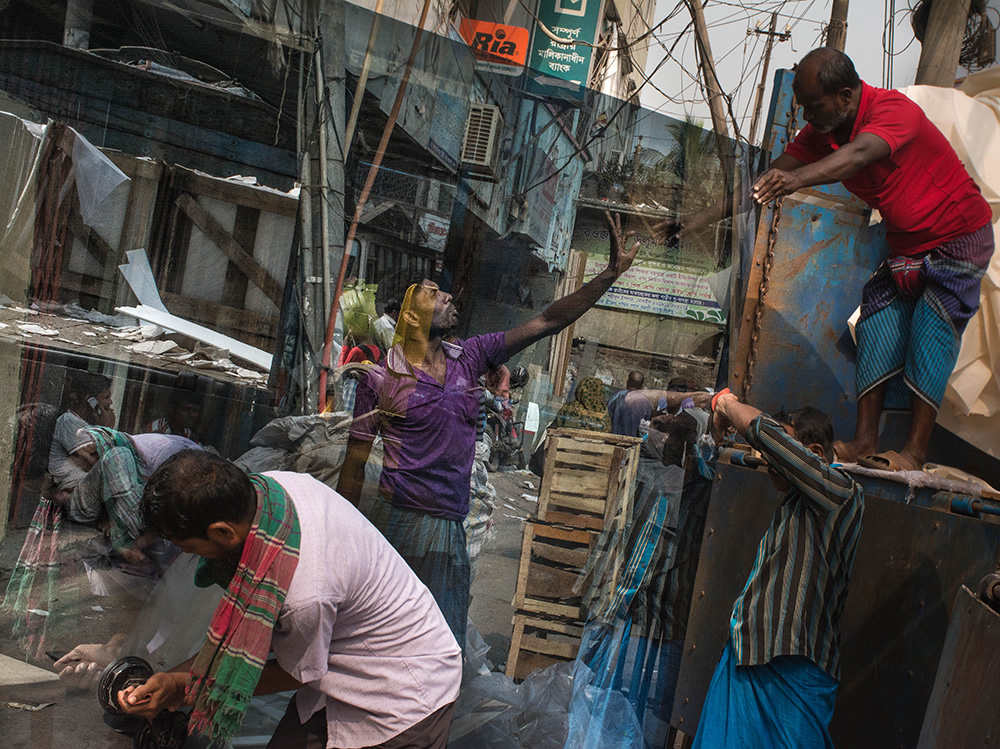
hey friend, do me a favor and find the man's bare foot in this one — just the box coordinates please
[54,634,127,688]
[832,439,876,464]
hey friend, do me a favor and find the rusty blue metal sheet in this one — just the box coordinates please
[733,191,887,439]
[762,68,798,162]
[671,463,1000,747]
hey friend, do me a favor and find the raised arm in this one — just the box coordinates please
[647,390,712,411]
[504,212,638,357]
[713,391,763,437]
[714,392,858,513]
[752,133,890,204]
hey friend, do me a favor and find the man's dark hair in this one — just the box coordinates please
[773,406,835,462]
[667,376,697,392]
[384,298,401,315]
[626,370,644,390]
[63,371,111,410]
[142,450,256,540]
[168,387,201,408]
[800,48,861,94]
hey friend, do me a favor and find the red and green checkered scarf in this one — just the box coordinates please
[82,426,144,554]
[186,474,300,742]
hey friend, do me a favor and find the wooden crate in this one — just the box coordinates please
[505,614,584,681]
[512,521,595,619]
[537,428,642,530]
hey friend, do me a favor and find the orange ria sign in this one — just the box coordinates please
[459,20,529,67]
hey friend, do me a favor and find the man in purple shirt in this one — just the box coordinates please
[338,212,639,644]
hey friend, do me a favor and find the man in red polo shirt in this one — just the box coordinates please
[751,47,993,472]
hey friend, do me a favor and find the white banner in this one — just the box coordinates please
[583,258,725,323]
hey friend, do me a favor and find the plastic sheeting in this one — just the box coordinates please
[70,129,129,244]
[0,113,45,302]
[450,623,644,749]
[563,436,692,748]
[900,70,1000,457]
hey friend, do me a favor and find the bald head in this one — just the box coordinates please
[626,371,644,390]
[796,48,861,96]
[793,48,861,135]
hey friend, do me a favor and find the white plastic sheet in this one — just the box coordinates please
[70,127,129,229]
[900,71,1000,457]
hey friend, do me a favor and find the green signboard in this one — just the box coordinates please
[528,0,602,88]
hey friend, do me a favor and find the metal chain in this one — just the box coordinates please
[742,96,798,399]
[743,198,782,399]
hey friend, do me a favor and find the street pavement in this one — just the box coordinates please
[469,467,540,671]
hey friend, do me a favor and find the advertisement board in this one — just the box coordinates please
[418,213,451,252]
[460,19,529,75]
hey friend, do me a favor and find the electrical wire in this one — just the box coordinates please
[883,0,896,88]
[516,17,701,198]
[643,1,809,137]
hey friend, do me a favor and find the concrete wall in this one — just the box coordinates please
[0,340,21,542]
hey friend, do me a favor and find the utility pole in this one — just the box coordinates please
[825,0,849,51]
[290,2,347,413]
[748,13,791,147]
[686,0,729,140]
[915,0,972,85]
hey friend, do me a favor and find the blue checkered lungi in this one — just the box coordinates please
[856,222,994,409]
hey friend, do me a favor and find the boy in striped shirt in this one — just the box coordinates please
[694,393,865,749]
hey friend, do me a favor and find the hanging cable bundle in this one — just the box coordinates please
[911,0,998,70]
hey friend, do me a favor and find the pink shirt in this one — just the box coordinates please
[264,472,461,748]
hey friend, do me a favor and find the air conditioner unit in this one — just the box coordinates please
[461,103,502,180]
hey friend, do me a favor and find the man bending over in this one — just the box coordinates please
[117,450,461,749]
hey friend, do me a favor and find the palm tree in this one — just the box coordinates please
[666,117,733,265]
[667,117,726,214]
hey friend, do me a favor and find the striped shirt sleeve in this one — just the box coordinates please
[746,415,857,514]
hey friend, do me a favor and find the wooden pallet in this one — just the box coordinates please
[537,428,642,530]
[505,614,584,681]
[512,521,595,619]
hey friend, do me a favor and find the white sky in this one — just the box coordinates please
[638,0,973,143]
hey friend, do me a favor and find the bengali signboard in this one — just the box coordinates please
[583,257,725,323]
[528,0,602,88]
